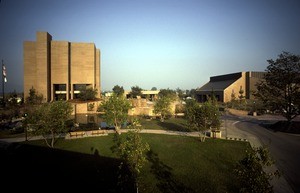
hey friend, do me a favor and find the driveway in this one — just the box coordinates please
[222,113,299,193]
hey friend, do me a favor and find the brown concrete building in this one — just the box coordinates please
[196,71,265,103]
[24,32,101,101]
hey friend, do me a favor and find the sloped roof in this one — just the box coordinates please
[197,79,237,92]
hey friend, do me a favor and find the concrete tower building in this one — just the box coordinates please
[24,32,101,102]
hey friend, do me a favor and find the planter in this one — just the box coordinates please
[210,130,222,139]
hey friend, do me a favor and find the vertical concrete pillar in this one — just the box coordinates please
[36,32,52,102]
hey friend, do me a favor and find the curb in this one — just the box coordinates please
[225,137,248,142]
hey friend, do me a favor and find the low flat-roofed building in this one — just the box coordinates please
[196,71,265,103]
[125,90,159,101]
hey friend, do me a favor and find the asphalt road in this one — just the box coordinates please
[223,114,300,193]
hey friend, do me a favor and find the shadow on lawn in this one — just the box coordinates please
[157,120,191,132]
[0,142,133,192]
[147,150,195,193]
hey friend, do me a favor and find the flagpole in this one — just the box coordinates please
[2,59,4,107]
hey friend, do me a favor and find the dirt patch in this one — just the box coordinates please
[267,121,300,134]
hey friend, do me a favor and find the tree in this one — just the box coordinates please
[158,88,177,101]
[151,87,157,91]
[176,88,185,100]
[239,86,245,101]
[26,87,43,104]
[235,147,280,193]
[186,89,197,99]
[185,98,199,124]
[78,87,98,101]
[154,96,172,122]
[112,85,125,96]
[25,101,73,148]
[175,103,185,114]
[99,94,132,133]
[130,86,143,98]
[7,91,21,118]
[113,120,150,192]
[185,99,206,141]
[201,99,221,129]
[231,92,236,101]
[255,52,300,122]
[185,98,221,141]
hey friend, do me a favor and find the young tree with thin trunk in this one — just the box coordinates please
[99,94,132,133]
[235,147,280,193]
[185,98,221,141]
[154,96,172,122]
[113,120,150,193]
[25,101,73,148]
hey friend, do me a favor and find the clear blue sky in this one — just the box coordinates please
[0,0,299,93]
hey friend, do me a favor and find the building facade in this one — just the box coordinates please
[196,71,265,103]
[24,32,101,101]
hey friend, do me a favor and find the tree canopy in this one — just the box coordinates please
[26,87,43,104]
[78,87,98,101]
[186,89,197,99]
[158,88,177,101]
[185,98,221,141]
[176,88,185,100]
[255,52,300,122]
[113,120,150,192]
[154,96,172,122]
[25,101,73,147]
[235,147,280,193]
[129,86,143,98]
[99,94,132,132]
[112,85,125,96]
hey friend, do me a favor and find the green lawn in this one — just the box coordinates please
[140,117,192,132]
[1,134,250,192]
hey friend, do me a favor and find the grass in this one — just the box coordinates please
[0,133,250,192]
[140,117,192,132]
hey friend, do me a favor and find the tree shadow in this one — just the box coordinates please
[260,121,300,134]
[146,150,195,193]
[0,142,128,192]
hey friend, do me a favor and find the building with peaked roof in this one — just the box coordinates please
[196,71,265,103]
[23,32,101,102]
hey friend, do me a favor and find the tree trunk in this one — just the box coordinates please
[43,135,51,148]
[199,131,206,142]
[51,133,55,148]
[115,126,121,135]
